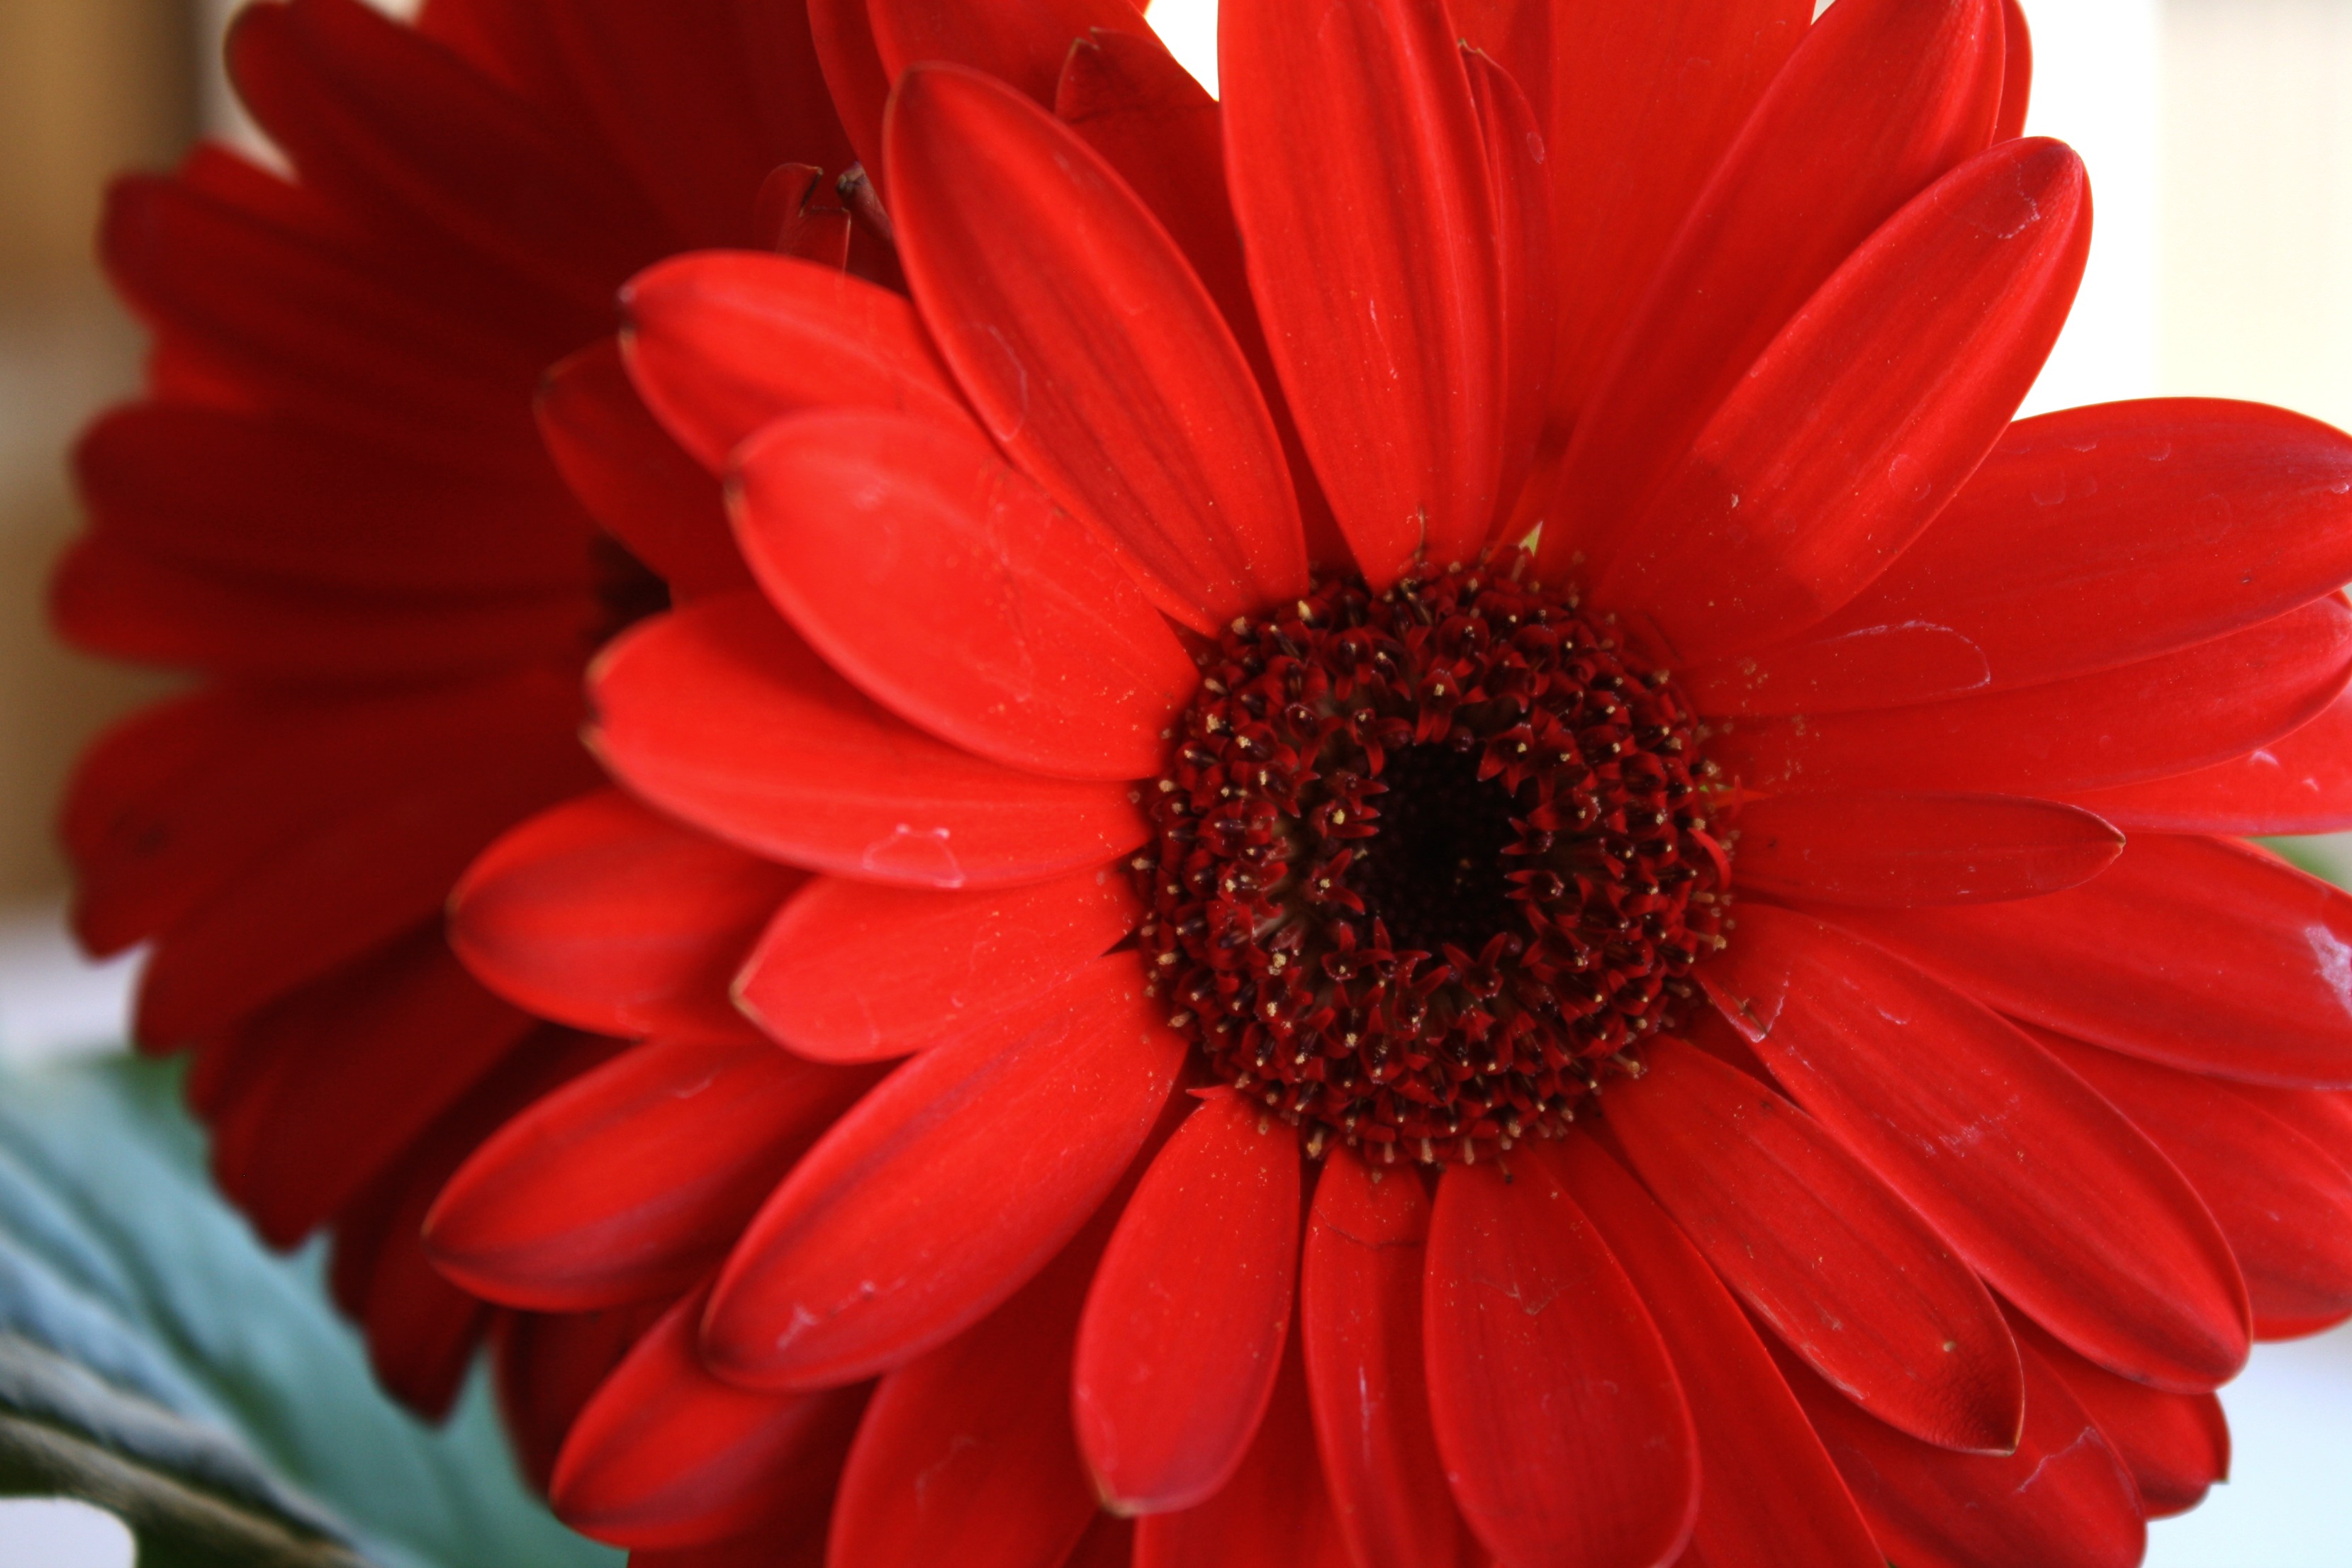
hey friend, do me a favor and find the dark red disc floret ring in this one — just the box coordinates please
[1132,550,1734,1165]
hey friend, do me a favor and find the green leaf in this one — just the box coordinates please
[0,1052,621,1568]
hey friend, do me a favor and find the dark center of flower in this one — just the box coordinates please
[1133,554,1732,1165]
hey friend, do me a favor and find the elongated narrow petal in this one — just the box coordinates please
[1605,1038,2023,1452]
[551,1294,865,1550]
[829,1228,1103,1568]
[2037,1031,2352,1334]
[1133,1341,1351,1568]
[1551,1137,1882,1568]
[1996,0,2034,138]
[1705,907,2251,1391]
[451,788,802,1043]
[732,409,1197,780]
[737,866,1139,1063]
[1543,0,2004,580]
[136,711,600,1045]
[622,251,973,473]
[1075,1089,1301,1513]
[53,534,598,683]
[866,0,1158,106]
[211,931,533,1248]
[1533,0,1813,424]
[1735,791,2122,906]
[1826,834,2352,1087]
[73,405,586,596]
[1426,1155,1698,1568]
[1301,1151,1460,1568]
[228,0,664,313]
[589,595,1148,890]
[2014,1310,2229,1519]
[1052,28,1347,569]
[808,0,888,179]
[1718,595,2352,797]
[2067,691,2352,834]
[537,339,751,600]
[1222,0,1502,579]
[1781,1333,2144,1568]
[425,1037,875,1311]
[1465,45,1555,528]
[887,65,1306,631]
[1698,401,2352,714]
[705,957,1182,1389]
[1599,137,2088,663]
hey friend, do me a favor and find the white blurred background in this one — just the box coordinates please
[3,0,2351,1562]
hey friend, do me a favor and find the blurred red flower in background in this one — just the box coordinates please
[50,0,875,1479]
[422,1,2352,1565]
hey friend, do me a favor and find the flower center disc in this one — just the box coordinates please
[1134,556,1731,1164]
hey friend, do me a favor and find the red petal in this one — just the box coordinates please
[1051,29,1348,572]
[1995,0,2034,141]
[2067,690,2352,834]
[1464,45,1555,530]
[425,1036,875,1311]
[829,1225,1102,1568]
[208,930,532,1247]
[134,710,598,1046]
[2229,1080,2352,1181]
[1542,0,2004,582]
[1603,1038,2023,1452]
[866,0,1158,106]
[74,403,589,595]
[1301,1151,1460,1568]
[1781,1333,2144,1568]
[621,250,973,473]
[330,1027,620,1420]
[493,1304,668,1496]
[1550,1137,1882,1568]
[1825,834,2352,1088]
[451,788,802,1043]
[705,958,1183,1389]
[1425,1154,1698,1568]
[1596,138,2089,663]
[551,1292,865,1550]
[1222,0,1502,580]
[886,65,1306,632]
[1735,791,2122,906]
[735,866,1139,1064]
[589,595,1149,890]
[731,408,1197,779]
[1695,401,2352,715]
[2034,1031,2352,1335]
[53,534,598,683]
[809,0,889,182]
[1717,595,2352,797]
[2010,1306,2230,1519]
[72,675,578,966]
[1074,1088,1301,1513]
[537,339,752,600]
[462,0,850,250]
[1704,907,2251,1392]
[1133,1338,1353,1568]
[1046,29,1245,345]
[225,0,662,315]
[1532,0,1813,426]
[97,173,544,469]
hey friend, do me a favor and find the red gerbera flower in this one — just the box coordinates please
[51,0,878,1457]
[419,0,2352,1564]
